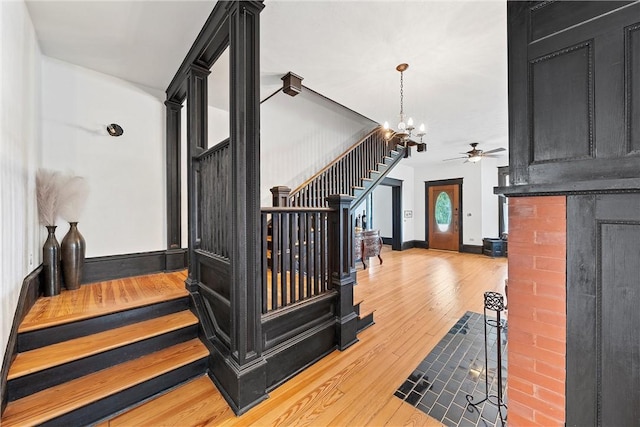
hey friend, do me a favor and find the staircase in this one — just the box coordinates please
[1,272,210,426]
[287,126,406,209]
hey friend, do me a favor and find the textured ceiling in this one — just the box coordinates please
[25,0,508,166]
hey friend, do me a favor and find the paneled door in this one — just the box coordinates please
[427,183,460,251]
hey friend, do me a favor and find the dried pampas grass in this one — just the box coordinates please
[36,169,63,226]
[59,175,89,222]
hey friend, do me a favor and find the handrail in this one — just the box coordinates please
[194,138,230,161]
[262,207,334,214]
[289,126,383,198]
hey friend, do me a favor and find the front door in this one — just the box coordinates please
[427,183,460,251]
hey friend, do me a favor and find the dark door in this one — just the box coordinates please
[427,183,460,251]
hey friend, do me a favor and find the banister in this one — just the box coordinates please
[194,138,230,161]
[289,126,383,198]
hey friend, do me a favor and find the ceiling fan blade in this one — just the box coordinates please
[482,147,506,155]
[443,156,468,161]
[483,154,504,158]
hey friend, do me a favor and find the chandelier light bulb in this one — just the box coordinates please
[407,117,414,127]
[419,123,426,133]
[383,121,389,130]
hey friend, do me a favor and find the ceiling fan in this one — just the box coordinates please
[443,142,506,163]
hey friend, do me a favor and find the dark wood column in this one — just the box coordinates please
[185,64,210,291]
[165,100,183,250]
[229,0,264,365]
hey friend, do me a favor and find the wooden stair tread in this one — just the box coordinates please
[2,339,208,427]
[8,310,198,380]
[104,375,232,426]
[19,271,188,333]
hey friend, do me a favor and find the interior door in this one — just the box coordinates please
[428,184,460,251]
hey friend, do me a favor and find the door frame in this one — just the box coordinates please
[425,178,463,251]
[373,177,402,251]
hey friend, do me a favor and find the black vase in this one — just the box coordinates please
[43,225,61,296]
[61,222,86,290]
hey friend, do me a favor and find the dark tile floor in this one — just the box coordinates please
[394,311,508,427]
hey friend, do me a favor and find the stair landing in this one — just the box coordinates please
[20,270,189,332]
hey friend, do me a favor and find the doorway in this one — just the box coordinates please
[425,179,463,251]
[371,177,402,251]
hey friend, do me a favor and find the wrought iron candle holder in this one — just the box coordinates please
[466,291,507,425]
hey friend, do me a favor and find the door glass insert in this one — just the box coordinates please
[435,191,452,232]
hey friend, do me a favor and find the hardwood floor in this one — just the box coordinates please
[19,271,188,332]
[103,248,507,426]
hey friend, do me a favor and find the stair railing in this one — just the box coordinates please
[261,206,331,313]
[288,126,391,208]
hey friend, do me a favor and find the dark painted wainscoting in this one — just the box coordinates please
[83,249,188,284]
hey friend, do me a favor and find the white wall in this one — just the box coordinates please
[481,157,500,238]
[413,162,481,245]
[387,164,415,242]
[41,57,166,257]
[372,185,393,238]
[413,160,500,246]
[260,89,376,206]
[0,0,42,364]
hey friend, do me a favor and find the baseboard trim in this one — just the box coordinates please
[461,244,483,254]
[381,237,392,245]
[1,264,42,414]
[83,248,188,284]
[401,240,428,250]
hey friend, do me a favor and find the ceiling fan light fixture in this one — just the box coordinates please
[468,155,482,163]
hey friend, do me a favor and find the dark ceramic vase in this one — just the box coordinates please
[61,222,86,290]
[43,225,61,296]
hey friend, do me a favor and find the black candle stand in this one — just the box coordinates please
[466,291,507,426]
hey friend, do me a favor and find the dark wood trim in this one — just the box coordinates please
[424,178,464,251]
[381,237,392,245]
[165,100,183,250]
[495,178,640,197]
[1,265,42,414]
[381,177,402,187]
[400,240,428,250]
[378,177,403,251]
[83,249,188,284]
[498,166,509,237]
[461,244,483,255]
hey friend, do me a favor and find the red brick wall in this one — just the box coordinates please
[507,196,566,426]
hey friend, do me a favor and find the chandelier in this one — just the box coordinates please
[383,63,427,157]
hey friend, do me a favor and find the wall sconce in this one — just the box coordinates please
[106,123,124,137]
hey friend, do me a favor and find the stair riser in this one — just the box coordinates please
[357,313,375,332]
[8,325,198,402]
[40,358,208,427]
[18,297,190,351]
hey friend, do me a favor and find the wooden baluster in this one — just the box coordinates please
[261,212,268,313]
[280,212,289,307]
[314,213,321,294]
[298,212,306,300]
[271,213,280,311]
[307,213,314,297]
[289,212,297,304]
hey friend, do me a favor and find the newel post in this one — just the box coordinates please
[270,186,291,207]
[327,194,359,350]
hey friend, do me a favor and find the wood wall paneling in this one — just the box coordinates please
[530,42,593,163]
[506,1,640,192]
[628,23,640,154]
[567,194,640,426]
